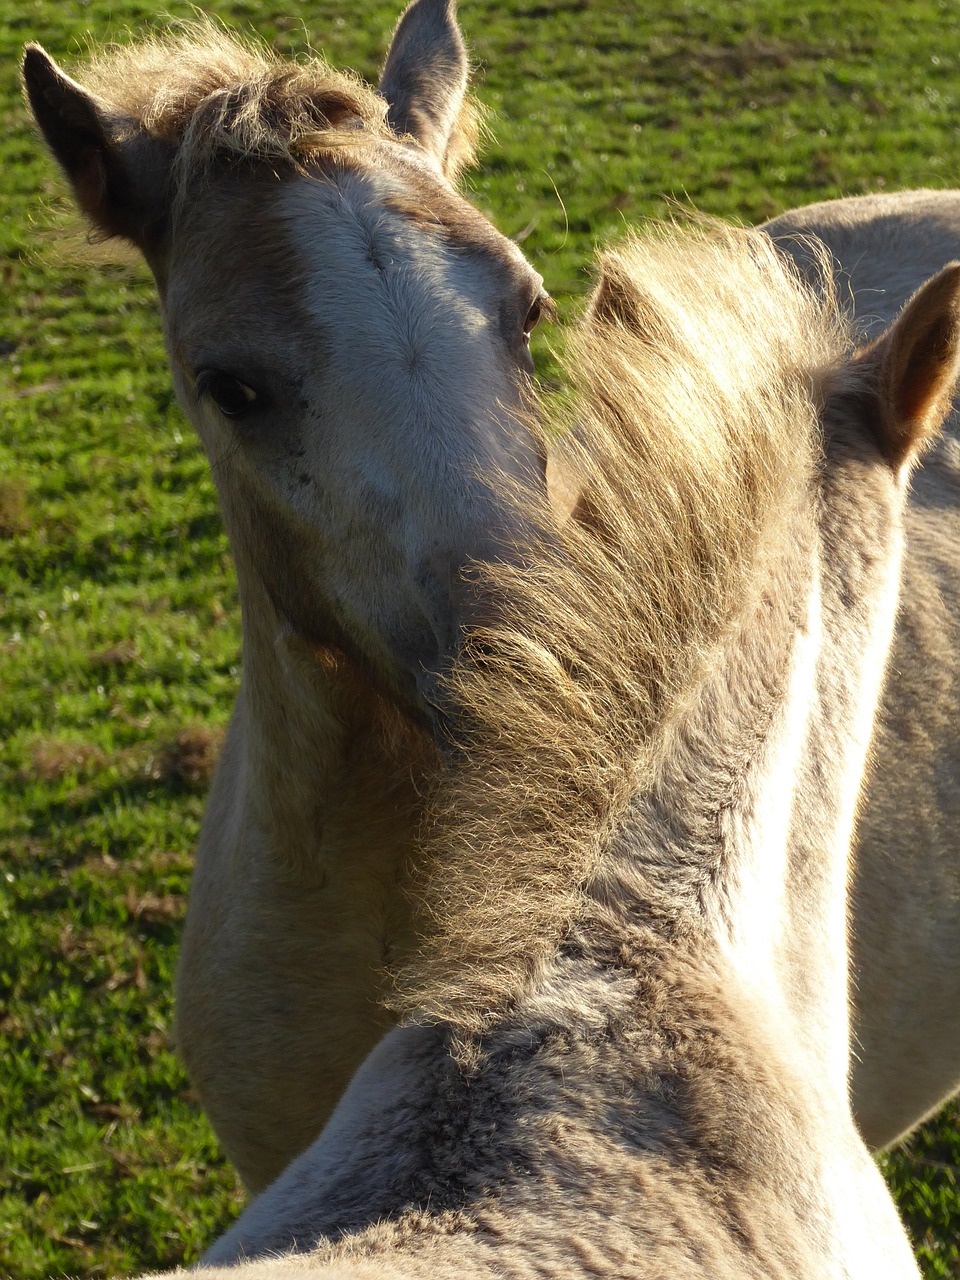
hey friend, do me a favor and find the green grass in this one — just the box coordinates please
[2,0,960,1274]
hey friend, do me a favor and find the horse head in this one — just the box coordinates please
[23,0,550,724]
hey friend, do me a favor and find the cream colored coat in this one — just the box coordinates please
[144,220,956,1278]
[764,190,960,1145]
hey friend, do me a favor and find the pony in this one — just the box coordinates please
[23,0,550,1190]
[128,216,960,1278]
[764,190,960,1149]
[22,0,960,1192]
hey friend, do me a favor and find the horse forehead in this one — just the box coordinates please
[165,158,535,364]
[164,174,315,352]
[279,158,536,327]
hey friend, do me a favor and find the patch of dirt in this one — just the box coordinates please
[122,886,185,925]
[89,641,140,669]
[0,478,30,536]
[156,725,225,790]
[28,739,107,783]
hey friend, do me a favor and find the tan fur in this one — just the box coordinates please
[763,189,960,1147]
[83,24,382,142]
[22,0,960,1203]
[23,3,539,1192]
[26,17,956,1242]
[132,217,948,1280]
[392,224,843,1029]
[76,19,479,200]
[24,1,527,1192]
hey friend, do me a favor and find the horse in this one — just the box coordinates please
[23,0,552,1191]
[22,0,960,1194]
[113,214,960,1278]
[763,191,960,1148]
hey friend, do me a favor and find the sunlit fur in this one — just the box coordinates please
[78,18,479,204]
[764,188,960,1147]
[21,3,538,1192]
[23,2,960,1232]
[27,14,957,1241]
[138,214,952,1280]
[394,223,845,1030]
[20,5,547,1192]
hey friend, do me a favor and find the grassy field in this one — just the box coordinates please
[2,0,960,1275]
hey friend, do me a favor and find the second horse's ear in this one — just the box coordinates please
[378,0,476,180]
[855,262,960,473]
[22,43,172,250]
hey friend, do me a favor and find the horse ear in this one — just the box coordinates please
[378,0,474,179]
[586,265,640,329]
[858,261,960,471]
[22,43,171,250]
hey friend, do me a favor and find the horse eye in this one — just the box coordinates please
[196,370,261,419]
[523,298,543,340]
[522,291,553,345]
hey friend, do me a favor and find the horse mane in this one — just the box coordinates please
[392,221,850,1034]
[77,20,480,199]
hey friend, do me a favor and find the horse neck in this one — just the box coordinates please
[234,559,433,876]
[203,484,914,1278]
[584,489,903,1101]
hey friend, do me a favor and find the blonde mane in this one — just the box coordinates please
[78,21,480,201]
[393,221,850,1032]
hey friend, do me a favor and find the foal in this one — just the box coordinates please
[146,223,958,1277]
[24,0,549,1190]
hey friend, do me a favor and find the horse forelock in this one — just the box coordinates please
[391,222,853,1034]
[77,20,481,213]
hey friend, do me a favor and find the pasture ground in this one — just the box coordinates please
[2,0,959,1274]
